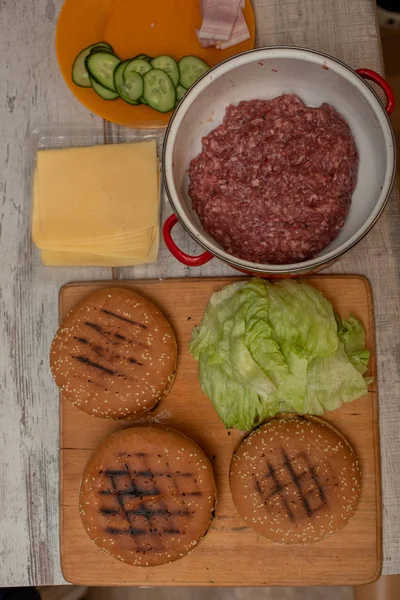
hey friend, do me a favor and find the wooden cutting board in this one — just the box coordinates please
[59,276,381,586]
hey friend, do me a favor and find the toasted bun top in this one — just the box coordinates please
[50,287,177,419]
[80,426,216,566]
[230,415,361,544]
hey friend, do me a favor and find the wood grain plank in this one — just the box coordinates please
[59,276,381,586]
[0,0,113,587]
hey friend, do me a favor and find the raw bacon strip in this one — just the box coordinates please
[197,0,251,50]
[216,5,251,49]
[196,36,216,48]
[197,0,243,43]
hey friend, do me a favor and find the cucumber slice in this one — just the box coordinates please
[90,77,119,100]
[151,55,179,87]
[113,60,133,102]
[72,42,113,87]
[122,70,144,103]
[93,42,113,50]
[124,58,153,78]
[143,69,176,113]
[140,97,148,105]
[114,61,140,105]
[113,60,129,91]
[176,84,186,102]
[86,51,121,92]
[87,46,116,57]
[178,56,210,89]
[133,54,153,62]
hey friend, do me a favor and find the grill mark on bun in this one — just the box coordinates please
[99,459,198,542]
[74,334,144,368]
[281,450,327,520]
[304,454,327,508]
[114,332,149,347]
[101,308,148,329]
[85,323,149,349]
[164,528,180,534]
[80,427,216,566]
[125,507,191,518]
[255,465,296,523]
[106,526,147,536]
[84,321,104,334]
[129,358,143,366]
[72,355,116,376]
[136,470,153,478]
[74,336,89,344]
[230,415,362,544]
[109,486,161,499]
[99,508,119,516]
[51,288,177,419]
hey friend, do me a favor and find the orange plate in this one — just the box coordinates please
[56,0,256,128]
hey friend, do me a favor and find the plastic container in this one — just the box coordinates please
[30,124,166,271]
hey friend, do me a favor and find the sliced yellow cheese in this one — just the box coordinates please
[40,251,143,267]
[33,141,159,245]
[32,141,161,267]
[40,231,154,253]
[41,230,159,267]
[38,222,156,249]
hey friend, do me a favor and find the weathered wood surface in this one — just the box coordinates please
[0,0,398,587]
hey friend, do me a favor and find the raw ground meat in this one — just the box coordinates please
[188,94,359,264]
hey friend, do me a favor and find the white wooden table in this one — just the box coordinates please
[0,0,399,587]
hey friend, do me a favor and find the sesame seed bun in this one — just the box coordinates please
[50,287,177,419]
[79,426,216,566]
[229,415,362,544]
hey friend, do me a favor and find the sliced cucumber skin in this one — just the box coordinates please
[89,77,119,100]
[85,51,121,92]
[113,61,140,104]
[96,41,113,49]
[151,55,179,87]
[176,84,186,102]
[87,47,116,57]
[113,60,129,93]
[89,42,113,53]
[119,95,140,106]
[124,59,153,78]
[143,69,176,113]
[71,42,113,87]
[74,44,209,111]
[134,54,153,62]
[178,55,210,90]
[123,71,144,102]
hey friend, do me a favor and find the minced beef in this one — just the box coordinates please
[188,94,358,264]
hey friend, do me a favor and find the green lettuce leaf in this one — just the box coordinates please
[265,280,339,359]
[335,313,371,375]
[190,280,246,361]
[274,351,308,413]
[305,343,368,414]
[189,279,371,431]
[198,353,279,431]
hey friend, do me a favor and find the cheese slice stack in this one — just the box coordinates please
[32,141,160,266]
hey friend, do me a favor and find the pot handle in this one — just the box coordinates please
[356,68,395,115]
[162,214,214,267]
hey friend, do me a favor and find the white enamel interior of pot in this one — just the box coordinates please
[164,48,396,273]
